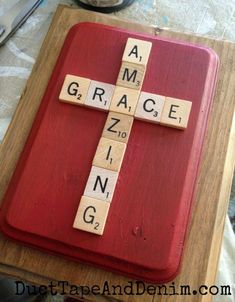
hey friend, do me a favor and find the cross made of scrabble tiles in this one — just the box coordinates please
[59,38,192,236]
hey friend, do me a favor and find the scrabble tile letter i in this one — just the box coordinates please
[65,37,193,236]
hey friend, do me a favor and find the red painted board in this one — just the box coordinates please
[0,23,219,283]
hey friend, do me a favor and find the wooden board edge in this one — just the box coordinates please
[157,27,235,44]
[201,112,235,302]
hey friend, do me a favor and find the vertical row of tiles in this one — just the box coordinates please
[59,38,192,235]
[73,38,153,235]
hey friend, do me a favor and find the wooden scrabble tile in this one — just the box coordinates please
[160,97,192,129]
[73,196,110,236]
[85,80,115,111]
[84,166,118,202]
[116,62,145,90]
[122,38,152,66]
[102,112,134,143]
[109,86,140,116]
[59,74,90,105]
[93,137,126,172]
[135,92,165,123]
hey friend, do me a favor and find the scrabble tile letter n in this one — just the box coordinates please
[84,166,118,202]
[59,74,91,105]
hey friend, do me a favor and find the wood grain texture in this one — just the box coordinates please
[0,5,234,302]
[0,20,214,283]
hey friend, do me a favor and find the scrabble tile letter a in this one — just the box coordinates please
[117,38,152,90]
[122,38,152,65]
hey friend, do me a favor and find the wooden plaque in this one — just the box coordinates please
[0,7,235,302]
[0,22,218,283]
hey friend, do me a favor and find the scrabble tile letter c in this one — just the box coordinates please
[85,80,115,111]
[135,92,165,123]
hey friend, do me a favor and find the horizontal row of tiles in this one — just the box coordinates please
[72,37,152,235]
[59,75,192,130]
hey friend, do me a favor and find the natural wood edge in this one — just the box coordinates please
[157,27,235,301]
[201,113,235,302]
[156,26,235,44]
